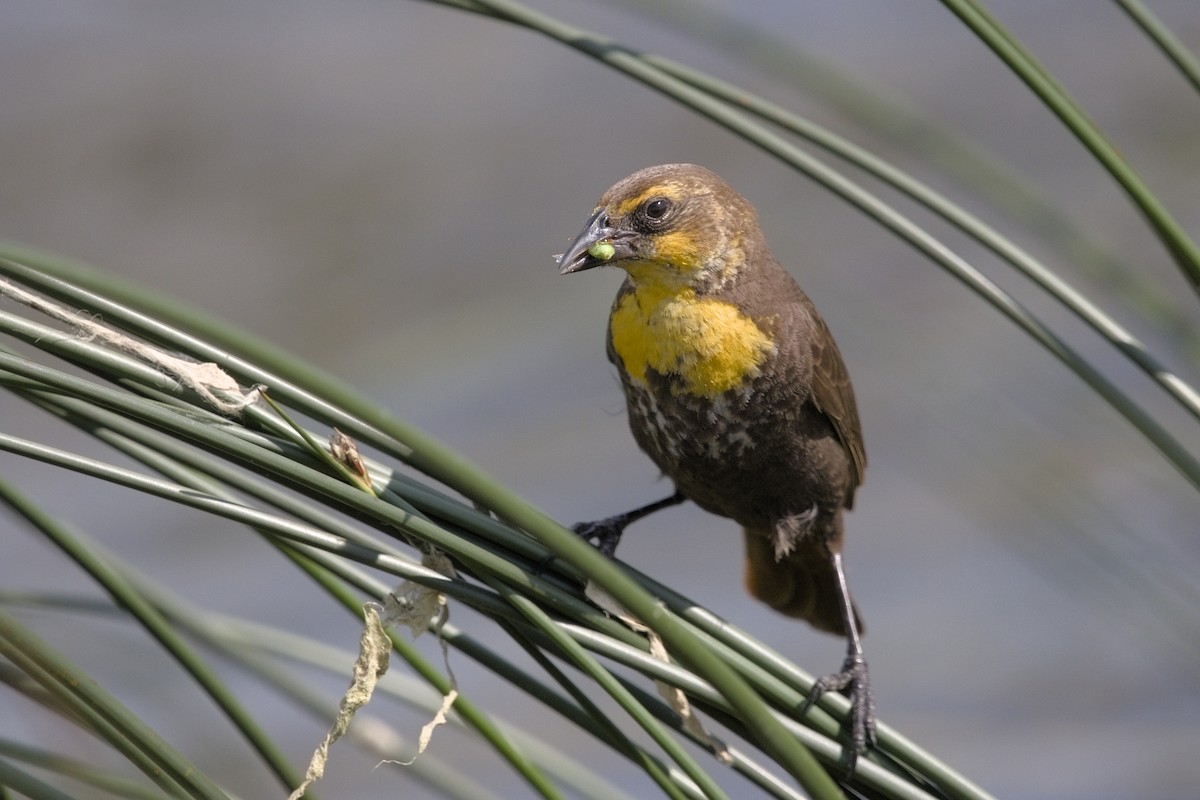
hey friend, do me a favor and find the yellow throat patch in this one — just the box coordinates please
[610,281,775,398]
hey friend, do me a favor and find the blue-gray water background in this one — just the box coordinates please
[2,2,1199,798]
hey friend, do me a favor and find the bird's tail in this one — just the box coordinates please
[742,527,864,637]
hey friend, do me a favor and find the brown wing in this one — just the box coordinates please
[808,313,866,506]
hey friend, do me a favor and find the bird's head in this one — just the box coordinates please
[557,163,762,289]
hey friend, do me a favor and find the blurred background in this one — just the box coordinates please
[2,1,1199,798]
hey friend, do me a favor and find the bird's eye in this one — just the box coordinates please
[643,197,672,221]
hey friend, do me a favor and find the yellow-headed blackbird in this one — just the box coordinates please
[558,163,874,767]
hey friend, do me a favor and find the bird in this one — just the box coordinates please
[556,163,874,771]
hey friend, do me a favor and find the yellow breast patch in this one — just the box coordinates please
[610,282,775,397]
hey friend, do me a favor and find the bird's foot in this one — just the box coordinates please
[570,516,629,558]
[566,492,685,559]
[801,653,876,775]
[539,493,685,572]
[534,516,626,575]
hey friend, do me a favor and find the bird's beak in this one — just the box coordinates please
[556,209,636,275]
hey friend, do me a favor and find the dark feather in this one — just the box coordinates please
[807,313,867,506]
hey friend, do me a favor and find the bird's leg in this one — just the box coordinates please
[571,490,685,557]
[802,550,876,775]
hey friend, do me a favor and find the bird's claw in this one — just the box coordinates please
[801,654,876,775]
[536,516,627,574]
[570,517,627,558]
[554,492,683,565]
